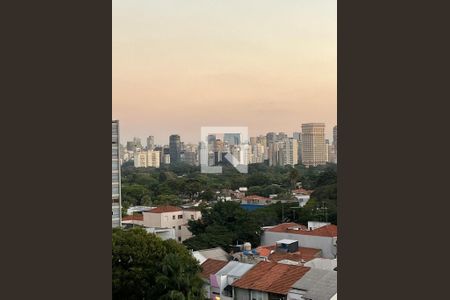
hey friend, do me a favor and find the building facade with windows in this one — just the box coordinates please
[112,120,122,228]
[169,134,181,163]
[301,123,327,167]
[142,206,201,242]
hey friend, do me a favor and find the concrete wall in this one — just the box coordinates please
[261,231,337,259]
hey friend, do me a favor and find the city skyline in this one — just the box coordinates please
[113,0,336,144]
[118,123,337,146]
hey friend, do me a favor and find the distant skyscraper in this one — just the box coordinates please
[256,135,267,147]
[126,141,135,152]
[266,132,277,145]
[169,134,181,163]
[301,123,327,167]
[284,138,298,166]
[268,142,281,166]
[277,132,288,142]
[207,134,216,145]
[134,150,161,168]
[224,133,241,145]
[133,137,143,149]
[146,136,155,150]
[293,132,301,141]
[333,125,337,160]
[112,120,122,228]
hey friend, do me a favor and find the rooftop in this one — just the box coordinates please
[121,214,144,221]
[257,245,322,263]
[148,205,182,213]
[215,261,255,278]
[304,258,338,271]
[267,223,338,237]
[232,261,310,295]
[291,268,337,300]
[243,195,271,201]
[292,188,313,195]
[193,247,231,264]
[200,259,229,279]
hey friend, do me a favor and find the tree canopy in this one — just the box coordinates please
[112,228,205,300]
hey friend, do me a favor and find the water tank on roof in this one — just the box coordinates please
[244,242,252,251]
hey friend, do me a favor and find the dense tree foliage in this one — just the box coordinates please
[121,162,337,243]
[112,228,205,300]
[120,162,336,207]
[183,201,262,251]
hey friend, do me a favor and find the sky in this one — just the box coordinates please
[113,0,336,145]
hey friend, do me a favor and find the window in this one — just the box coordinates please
[178,237,181,242]
[251,291,264,300]
[178,226,181,230]
[172,215,175,220]
[172,226,175,229]
[190,215,194,219]
[178,215,183,219]
[223,285,233,297]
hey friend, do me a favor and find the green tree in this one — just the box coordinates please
[121,184,149,206]
[112,228,205,300]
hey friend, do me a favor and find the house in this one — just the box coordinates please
[232,240,322,266]
[193,247,232,265]
[200,259,229,300]
[142,205,202,242]
[210,261,255,300]
[292,188,313,207]
[240,195,275,211]
[121,214,144,226]
[261,223,338,259]
[231,261,311,300]
[287,268,337,300]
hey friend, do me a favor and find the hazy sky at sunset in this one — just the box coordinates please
[113,0,336,144]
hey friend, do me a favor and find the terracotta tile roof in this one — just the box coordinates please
[149,205,182,213]
[267,223,338,237]
[292,188,313,195]
[200,259,228,279]
[232,261,310,295]
[256,245,321,263]
[122,214,143,221]
[243,195,271,201]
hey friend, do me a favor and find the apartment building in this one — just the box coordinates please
[134,150,161,168]
[142,206,201,242]
[112,120,121,228]
[301,123,327,167]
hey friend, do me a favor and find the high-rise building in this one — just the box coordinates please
[268,142,281,166]
[169,134,181,163]
[277,132,288,142]
[133,137,143,150]
[146,136,155,150]
[224,133,241,146]
[112,120,122,228]
[301,123,327,167]
[333,125,337,161]
[134,150,161,168]
[266,132,277,145]
[284,138,299,166]
[256,135,267,147]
